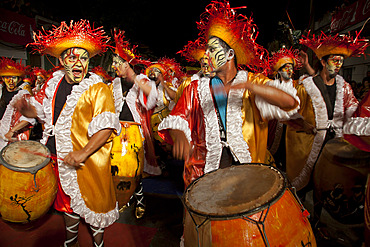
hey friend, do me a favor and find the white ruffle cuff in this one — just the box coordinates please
[255,79,300,121]
[88,111,121,137]
[158,115,192,143]
[343,117,370,136]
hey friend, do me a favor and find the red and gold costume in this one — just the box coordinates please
[267,48,302,156]
[28,20,120,228]
[111,29,159,176]
[344,90,370,152]
[158,1,299,188]
[0,57,34,150]
[176,37,208,103]
[286,31,368,190]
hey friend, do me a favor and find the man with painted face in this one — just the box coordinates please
[0,57,35,149]
[284,32,368,196]
[158,1,299,188]
[266,48,302,170]
[18,20,120,247]
[110,29,158,219]
[175,37,213,104]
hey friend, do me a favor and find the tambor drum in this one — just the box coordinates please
[0,140,57,223]
[365,175,370,247]
[183,164,316,247]
[151,106,171,143]
[111,122,144,211]
[313,138,370,224]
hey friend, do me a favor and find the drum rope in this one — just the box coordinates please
[33,173,39,192]
[242,205,271,247]
[181,195,210,247]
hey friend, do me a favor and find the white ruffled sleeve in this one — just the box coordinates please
[137,74,158,110]
[255,79,300,121]
[87,111,121,137]
[158,115,192,143]
[29,96,46,122]
[343,117,370,136]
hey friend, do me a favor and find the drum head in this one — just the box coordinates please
[0,140,50,173]
[184,164,286,218]
[323,138,370,168]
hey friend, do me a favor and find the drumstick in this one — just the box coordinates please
[19,147,84,166]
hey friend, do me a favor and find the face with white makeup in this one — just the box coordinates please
[59,47,90,84]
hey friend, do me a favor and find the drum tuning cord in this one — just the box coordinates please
[33,173,39,192]
[291,186,310,218]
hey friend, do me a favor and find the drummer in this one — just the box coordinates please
[175,37,212,103]
[343,90,370,152]
[285,32,368,194]
[158,0,300,188]
[110,29,158,218]
[17,20,120,247]
[265,48,302,170]
[0,57,35,150]
[146,60,177,155]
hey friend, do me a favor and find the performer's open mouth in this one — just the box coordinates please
[72,68,83,77]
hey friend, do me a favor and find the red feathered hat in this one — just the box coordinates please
[29,20,110,58]
[300,31,369,59]
[0,57,28,77]
[269,48,302,76]
[177,37,207,63]
[112,29,151,66]
[197,0,268,72]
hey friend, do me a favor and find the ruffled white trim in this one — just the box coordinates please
[0,89,33,150]
[255,78,300,121]
[158,115,192,143]
[53,71,119,228]
[332,75,345,138]
[156,83,165,108]
[39,70,64,145]
[226,71,252,164]
[344,117,370,136]
[197,71,252,173]
[30,97,45,123]
[292,75,348,190]
[88,111,121,137]
[19,115,36,125]
[136,74,157,110]
[292,76,327,190]
[111,77,125,117]
[198,77,223,173]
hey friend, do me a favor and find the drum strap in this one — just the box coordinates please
[210,79,227,142]
[210,80,242,167]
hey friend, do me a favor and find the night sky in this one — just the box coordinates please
[28,0,318,58]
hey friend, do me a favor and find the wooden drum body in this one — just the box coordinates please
[151,106,171,143]
[313,138,370,224]
[365,175,370,247]
[0,141,57,223]
[183,164,316,247]
[111,122,144,210]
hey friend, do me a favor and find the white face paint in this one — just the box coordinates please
[205,37,228,72]
[60,48,90,83]
[112,55,128,78]
[278,63,293,81]
[326,55,344,77]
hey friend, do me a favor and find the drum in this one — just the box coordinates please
[183,164,316,247]
[313,138,370,224]
[0,140,57,223]
[150,106,171,143]
[111,122,144,211]
[365,175,370,247]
